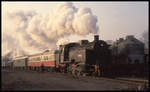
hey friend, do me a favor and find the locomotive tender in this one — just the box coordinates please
[12,35,111,76]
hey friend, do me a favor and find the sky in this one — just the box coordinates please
[2,1,149,57]
[2,1,148,41]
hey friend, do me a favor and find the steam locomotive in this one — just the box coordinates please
[3,35,148,77]
[11,35,111,76]
[56,35,111,76]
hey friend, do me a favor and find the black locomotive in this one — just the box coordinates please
[55,35,111,76]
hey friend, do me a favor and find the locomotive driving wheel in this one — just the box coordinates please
[76,70,81,77]
[74,69,84,77]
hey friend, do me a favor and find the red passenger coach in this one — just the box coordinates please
[28,51,56,67]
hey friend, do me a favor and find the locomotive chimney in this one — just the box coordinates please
[59,45,62,48]
[94,35,99,41]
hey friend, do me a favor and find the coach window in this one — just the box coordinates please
[36,57,39,61]
[51,55,54,60]
[45,56,47,60]
[44,56,46,60]
[42,56,44,61]
[47,56,49,60]
[41,56,42,61]
[50,56,52,60]
[40,56,42,61]
[39,57,41,61]
[43,56,45,60]
[46,56,48,60]
[45,56,46,60]
[37,57,39,61]
[49,56,51,60]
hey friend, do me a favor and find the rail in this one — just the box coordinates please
[85,76,149,88]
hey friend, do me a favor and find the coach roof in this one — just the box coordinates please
[13,56,28,60]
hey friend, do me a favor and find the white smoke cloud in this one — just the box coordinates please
[2,2,99,58]
[56,38,70,46]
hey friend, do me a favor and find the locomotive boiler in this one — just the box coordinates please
[56,35,111,76]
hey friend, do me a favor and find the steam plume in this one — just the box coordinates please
[2,2,99,58]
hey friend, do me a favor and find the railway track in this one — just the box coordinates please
[57,71,149,88]
[3,68,149,89]
[115,77,148,84]
[85,76,149,88]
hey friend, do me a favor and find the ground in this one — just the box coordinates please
[1,69,138,91]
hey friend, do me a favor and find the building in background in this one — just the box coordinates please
[111,35,145,64]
